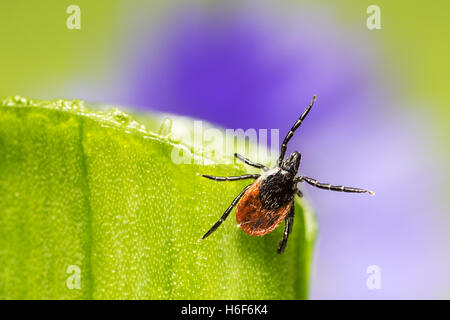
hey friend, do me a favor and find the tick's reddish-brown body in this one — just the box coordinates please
[236,174,294,236]
[201,95,374,253]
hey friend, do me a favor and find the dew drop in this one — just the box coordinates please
[13,95,28,105]
[109,109,131,125]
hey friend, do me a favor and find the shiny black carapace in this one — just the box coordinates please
[201,95,374,253]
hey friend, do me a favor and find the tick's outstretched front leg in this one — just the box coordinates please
[278,206,295,254]
[202,174,260,181]
[300,176,375,196]
[202,185,251,239]
[234,153,269,171]
[278,95,317,166]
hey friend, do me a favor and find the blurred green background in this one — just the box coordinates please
[2,0,449,125]
[1,0,449,298]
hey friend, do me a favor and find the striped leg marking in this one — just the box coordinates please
[202,174,260,181]
[278,206,295,254]
[202,185,251,239]
[302,176,375,196]
[234,153,269,171]
[278,95,317,166]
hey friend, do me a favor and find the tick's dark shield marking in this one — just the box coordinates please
[236,178,293,236]
[201,95,374,253]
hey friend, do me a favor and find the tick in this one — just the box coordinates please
[200,95,374,253]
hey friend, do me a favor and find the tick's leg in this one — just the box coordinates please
[202,185,251,239]
[278,206,295,254]
[278,95,317,166]
[234,153,269,171]
[202,174,260,181]
[301,176,375,196]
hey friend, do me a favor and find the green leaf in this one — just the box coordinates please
[0,96,317,299]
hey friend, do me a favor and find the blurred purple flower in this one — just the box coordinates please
[130,5,372,130]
